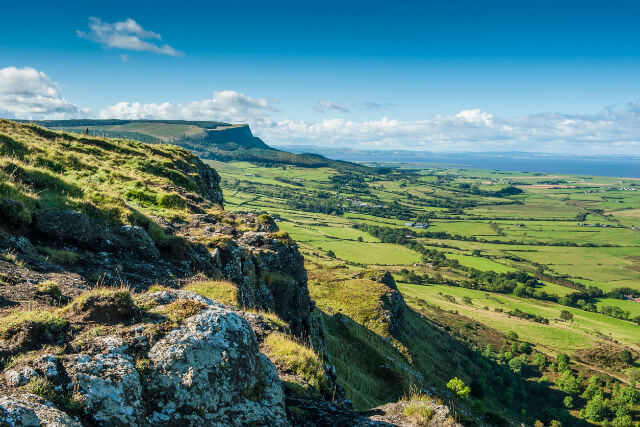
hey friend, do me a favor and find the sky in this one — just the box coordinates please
[1,0,640,153]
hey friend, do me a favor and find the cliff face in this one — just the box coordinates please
[0,121,322,425]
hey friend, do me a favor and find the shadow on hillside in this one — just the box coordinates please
[318,304,589,426]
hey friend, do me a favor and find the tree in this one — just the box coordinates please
[533,353,547,369]
[509,357,524,374]
[326,250,336,258]
[559,310,574,322]
[506,331,519,340]
[519,342,532,354]
[563,396,574,409]
[447,377,471,399]
[555,370,583,395]
[585,393,614,422]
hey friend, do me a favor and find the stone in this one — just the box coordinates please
[147,306,288,426]
[0,394,81,426]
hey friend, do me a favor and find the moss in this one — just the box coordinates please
[243,380,267,401]
[183,280,239,307]
[270,231,294,246]
[263,332,327,394]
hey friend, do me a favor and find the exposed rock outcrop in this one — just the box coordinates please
[0,394,81,426]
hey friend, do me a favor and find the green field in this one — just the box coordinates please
[214,159,640,366]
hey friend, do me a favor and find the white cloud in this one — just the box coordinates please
[256,103,640,154]
[0,67,84,119]
[77,17,183,57]
[314,100,350,113]
[99,90,278,124]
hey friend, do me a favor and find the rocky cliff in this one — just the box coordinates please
[0,120,461,426]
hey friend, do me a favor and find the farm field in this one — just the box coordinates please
[213,159,640,386]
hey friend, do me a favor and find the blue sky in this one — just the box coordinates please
[1,0,640,153]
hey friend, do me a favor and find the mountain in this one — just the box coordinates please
[24,119,369,171]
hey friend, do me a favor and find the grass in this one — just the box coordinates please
[0,310,69,340]
[263,332,327,393]
[399,283,640,353]
[37,246,79,265]
[0,119,218,233]
[162,298,208,323]
[183,280,239,307]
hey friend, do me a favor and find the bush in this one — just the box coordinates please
[518,342,532,354]
[533,353,547,369]
[447,377,471,399]
[506,331,519,340]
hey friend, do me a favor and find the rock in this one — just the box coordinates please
[370,271,397,291]
[4,367,37,387]
[64,337,143,426]
[33,211,159,259]
[0,393,81,426]
[115,225,160,260]
[34,210,117,251]
[147,306,288,426]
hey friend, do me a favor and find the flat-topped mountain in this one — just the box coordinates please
[25,119,367,171]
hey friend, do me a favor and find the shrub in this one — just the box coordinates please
[555,370,583,395]
[508,357,524,373]
[518,342,532,354]
[533,353,547,369]
[506,331,519,340]
[446,377,471,399]
[585,393,614,421]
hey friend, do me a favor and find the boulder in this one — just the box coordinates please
[0,394,81,426]
[64,337,143,426]
[147,306,288,426]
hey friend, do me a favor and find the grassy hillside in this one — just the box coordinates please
[26,119,369,171]
[0,119,222,235]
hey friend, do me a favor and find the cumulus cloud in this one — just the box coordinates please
[0,67,84,119]
[77,17,183,56]
[99,90,278,124]
[314,100,350,113]
[256,104,640,154]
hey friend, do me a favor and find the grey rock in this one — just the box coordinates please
[4,368,37,387]
[64,337,143,426]
[147,306,288,426]
[0,394,81,426]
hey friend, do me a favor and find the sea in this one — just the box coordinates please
[275,146,640,178]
